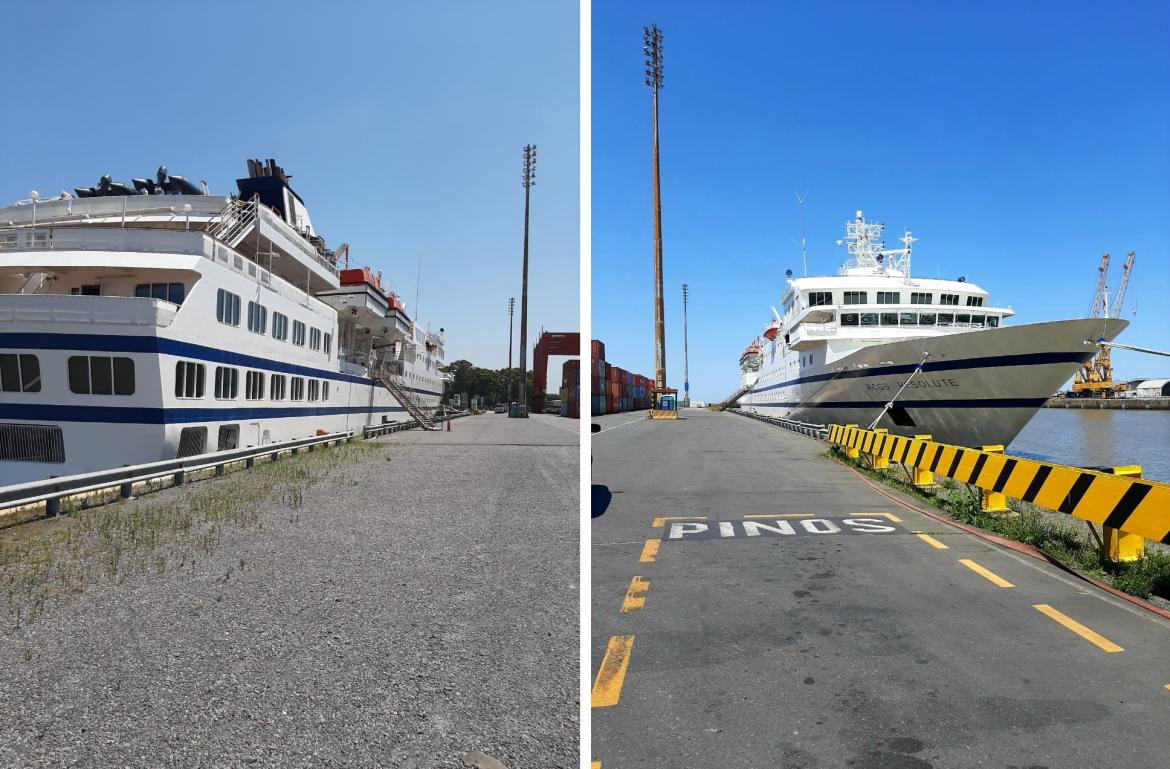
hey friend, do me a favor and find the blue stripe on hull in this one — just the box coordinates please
[0,403,407,425]
[749,351,1090,395]
[754,397,1049,409]
[0,332,445,397]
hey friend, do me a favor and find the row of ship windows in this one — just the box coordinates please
[215,290,332,356]
[174,361,331,402]
[0,353,333,402]
[806,291,984,307]
[838,311,1000,328]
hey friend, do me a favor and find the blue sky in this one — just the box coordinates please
[592,1,1170,401]
[0,0,578,388]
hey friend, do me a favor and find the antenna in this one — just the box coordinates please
[794,188,809,276]
[414,254,422,324]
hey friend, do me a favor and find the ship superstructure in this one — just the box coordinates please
[737,211,1127,446]
[0,159,448,484]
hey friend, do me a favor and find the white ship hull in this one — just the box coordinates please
[741,318,1128,447]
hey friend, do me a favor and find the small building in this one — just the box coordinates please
[1134,379,1170,398]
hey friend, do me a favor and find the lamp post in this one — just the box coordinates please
[644,24,666,399]
[682,282,690,407]
[516,144,537,417]
[507,296,515,402]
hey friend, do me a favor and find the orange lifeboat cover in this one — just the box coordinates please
[763,326,779,340]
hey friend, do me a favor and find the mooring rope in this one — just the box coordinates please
[866,351,932,430]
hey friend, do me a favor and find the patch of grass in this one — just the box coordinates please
[829,448,1170,602]
[0,440,384,631]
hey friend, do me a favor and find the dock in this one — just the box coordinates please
[591,408,1170,767]
[0,414,578,768]
[1045,396,1170,409]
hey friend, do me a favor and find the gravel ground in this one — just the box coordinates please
[0,414,579,768]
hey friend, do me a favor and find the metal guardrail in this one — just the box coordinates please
[826,423,1170,550]
[0,431,356,517]
[728,408,829,439]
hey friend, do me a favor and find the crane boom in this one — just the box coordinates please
[1109,251,1135,318]
[1088,253,1110,318]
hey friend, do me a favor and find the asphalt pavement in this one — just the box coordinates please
[591,408,1170,768]
[0,413,579,769]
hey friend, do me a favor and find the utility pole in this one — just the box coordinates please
[516,144,537,417]
[681,282,690,407]
[644,24,666,399]
[507,296,515,403]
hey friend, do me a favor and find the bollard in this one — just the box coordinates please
[979,445,1012,514]
[869,428,889,469]
[215,463,224,477]
[911,435,934,487]
[446,418,451,432]
[246,456,255,468]
[45,496,60,517]
[120,481,133,499]
[1101,466,1145,562]
[844,424,860,459]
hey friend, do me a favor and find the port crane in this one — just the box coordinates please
[1072,251,1135,397]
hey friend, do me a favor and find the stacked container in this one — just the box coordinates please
[590,338,653,416]
[561,359,580,419]
[591,340,607,416]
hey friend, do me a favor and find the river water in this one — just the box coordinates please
[1008,408,1170,483]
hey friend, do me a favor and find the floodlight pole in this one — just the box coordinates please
[645,24,666,397]
[681,282,690,407]
[507,296,515,402]
[517,144,536,416]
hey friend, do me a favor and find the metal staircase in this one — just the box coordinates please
[204,197,259,248]
[717,383,752,411]
[374,370,440,430]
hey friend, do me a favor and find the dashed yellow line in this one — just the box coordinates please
[1033,604,1124,653]
[913,532,949,549]
[858,512,902,522]
[592,635,635,707]
[1164,684,1170,692]
[959,559,1014,588]
[651,515,706,528]
[743,513,814,519]
[621,576,649,612]
[591,763,601,769]
[639,539,660,563]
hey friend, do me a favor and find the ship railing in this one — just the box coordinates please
[0,195,231,229]
[0,294,178,327]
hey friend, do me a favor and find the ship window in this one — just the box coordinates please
[807,291,833,307]
[966,296,984,306]
[917,312,935,325]
[292,320,306,347]
[940,293,959,306]
[323,333,332,357]
[245,370,265,400]
[938,313,955,325]
[176,427,207,458]
[911,292,932,305]
[214,366,239,400]
[135,283,185,304]
[0,354,41,393]
[247,302,268,334]
[877,291,900,304]
[216,289,241,325]
[900,312,917,325]
[290,377,305,401]
[217,424,239,451]
[174,361,206,398]
[841,313,859,326]
[308,380,320,401]
[309,328,322,351]
[0,424,65,463]
[860,313,878,326]
[271,374,286,401]
[71,284,101,296]
[880,312,899,325]
[987,316,1000,328]
[956,313,971,324]
[69,356,135,395]
[970,314,985,326]
[271,312,288,341]
[843,291,867,305]
[322,381,330,401]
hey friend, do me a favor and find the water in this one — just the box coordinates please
[1008,408,1170,482]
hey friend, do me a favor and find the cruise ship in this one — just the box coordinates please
[736,211,1127,447]
[0,159,448,485]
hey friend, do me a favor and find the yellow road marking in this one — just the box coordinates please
[859,512,902,522]
[621,576,649,612]
[1164,684,1170,692]
[743,513,814,519]
[959,559,1014,588]
[592,635,635,707]
[639,539,660,563]
[592,763,601,769]
[651,515,706,528]
[914,532,949,550]
[1033,604,1124,653]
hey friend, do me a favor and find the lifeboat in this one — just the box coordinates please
[763,322,780,341]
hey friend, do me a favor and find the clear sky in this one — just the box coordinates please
[0,0,578,388]
[592,1,1170,402]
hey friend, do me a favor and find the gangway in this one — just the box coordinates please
[716,383,752,411]
[374,370,440,430]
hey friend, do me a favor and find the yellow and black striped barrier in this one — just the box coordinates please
[827,424,1170,559]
